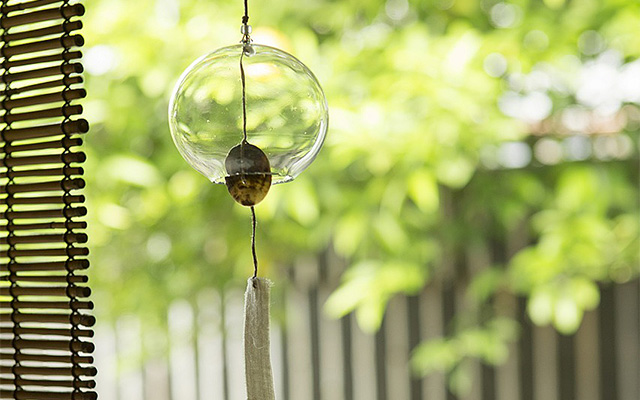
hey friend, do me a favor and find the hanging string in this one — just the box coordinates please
[242,0,249,25]
[240,52,248,144]
[240,0,258,278]
[251,205,259,279]
[240,0,251,144]
[240,0,275,394]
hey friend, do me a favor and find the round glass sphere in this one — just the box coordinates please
[169,44,329,185]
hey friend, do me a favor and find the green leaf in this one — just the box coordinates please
[407,170,439,213]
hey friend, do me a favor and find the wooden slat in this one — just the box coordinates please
[0,247,90,258]
[374,320,388,400]
[2,152,85,167]
[0,365,98,377]
[0,221,87,232]
[0,4,84,29]
[195,290,225,400]
[0,274,87,282]
[575,310,600,400]
[0,285,90,297]
[0,352,93,364]
[2,62,82,84]
[0,300,93,310]
[308,286,322,400]
[350,308,377,400]
[316,271,345,400]
[2,119,89,142]
[420,283,446,400]
[0,326,93,338]
[4,194,85,204]
[2,206,86,219]
[0,366,95,377]
[3,259,89,271]
[3,50,82,69]
[1,33,83,60]
[533,325,558,400]
[167,301,198,400]
[1,0,64,14]
[385,297,411,400]
[558,333,576,400]
[222,290,246,400]
[599,285,618,400]
[0,104,83,124]
[0,338,94,353]
[2,20,82,43]
[406,295,423,400]
[2,178,85,194]
[2,137,82,154]
[1,231,88,243]
[0,377,96,389]
[615,281,640,400]
[1,168,84,179]
[4,75,83,97]
[2,390,97,400]
[1,88,85,110]
[0,313,95,327]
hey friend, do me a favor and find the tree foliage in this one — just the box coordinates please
[83,0,639,392]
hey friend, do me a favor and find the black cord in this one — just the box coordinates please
[242,0,249,24]
[251,206,259,278]
[240,51,248,144]
[241,0,258,281]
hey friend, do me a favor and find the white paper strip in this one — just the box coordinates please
[244,277,276,400]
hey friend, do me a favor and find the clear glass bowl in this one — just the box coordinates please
[169,44,329,185]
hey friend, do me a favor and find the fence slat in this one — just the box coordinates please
[340,314,354,400]
[442,282,456,400]
[197,290,225,400]
[575,310,599,400]
[517,298,534,400]
[318,286,345,400]
[385,296,410,400]
[533,326,558,400]
[558,333,575,400]
[614,280,640,400]
[144,359,170,400]
[285,285,314,400]
[116,316,144,400]
[420,283,446,400]
[168,300,197,400]
[599,285,618,400]
[375,321,389,400]
[92,325,118,400]
[309,286,322,400]
[270,320,286,400]
[351,315,377,400]
[279,316,291,400]
[495,295,521,400]
[406,295,422,400]
[224,289,245,400]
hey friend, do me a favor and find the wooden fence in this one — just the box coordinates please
[90,255,639,400]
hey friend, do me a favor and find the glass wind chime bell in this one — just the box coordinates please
[169,0,328,270]
[169,20,328,207]
[168,3,327,398]
[169,8,328,275]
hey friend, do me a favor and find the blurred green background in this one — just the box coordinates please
[80,0,639,392]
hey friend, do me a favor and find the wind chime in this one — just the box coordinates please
[168,0,328,397]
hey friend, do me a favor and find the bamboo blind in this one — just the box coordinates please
[0,0,95,399]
